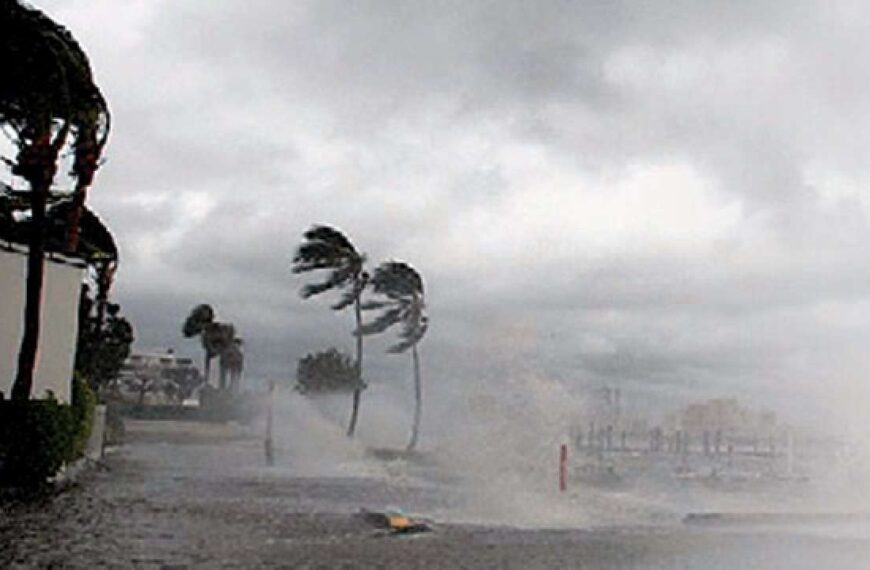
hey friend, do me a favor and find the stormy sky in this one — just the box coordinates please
[30,0,870,428]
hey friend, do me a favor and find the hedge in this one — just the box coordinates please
[0,375,97,489]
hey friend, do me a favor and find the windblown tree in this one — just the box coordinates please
[296,348,359,394]
[221,338,244,392]
[1,0,110,401]
[358,261,428,451]
[181,304,236,389]
[292,225,368,437]
[216,334,240,391]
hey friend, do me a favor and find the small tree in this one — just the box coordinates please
[125,361,160,406]
[75,287,134,395]
[358,261,428,451]
[292,225,369,436]
[161,363,203,404]
[296,348,362,394]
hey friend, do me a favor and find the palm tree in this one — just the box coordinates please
[182,304,237,389]
[358,261,428,451]
[183,304,215,383]
[1,0,110,400]
[212,323,236,390]
[292,225,368,437]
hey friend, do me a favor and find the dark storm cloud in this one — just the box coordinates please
[29,0,870,423]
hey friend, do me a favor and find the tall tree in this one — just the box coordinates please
[1,0,110,400]
[182,304,217,386]
[292,225,368,437]
[222,338,244,392]
[358,261,428,451]
[181,304,236,389]
[212,323,236,390]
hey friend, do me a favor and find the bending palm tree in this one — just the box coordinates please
[1,0,110,400]
[358,261,428,451]
[182,304,233,387]
[292,225,368,437]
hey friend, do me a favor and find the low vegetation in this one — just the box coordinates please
[0,376,96,489]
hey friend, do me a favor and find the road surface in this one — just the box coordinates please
[2,419,870,568]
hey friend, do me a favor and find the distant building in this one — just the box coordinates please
[117,351,202,404]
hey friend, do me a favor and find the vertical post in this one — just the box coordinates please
[559,443,568,492]
[264,380,275,466]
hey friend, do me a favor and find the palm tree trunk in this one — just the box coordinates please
[346,294,364,437]
[65,125,99,253]
[407,344,422,451]
[11,188,47,401]
[218,358,227,390]
[11,127,67,401]
[203,352,211,386]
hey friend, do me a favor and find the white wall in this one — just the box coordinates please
[0,248,84,403]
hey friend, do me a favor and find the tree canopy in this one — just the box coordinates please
[359,261,428,354]
[296,348,363,394]
[75,286,134,393]
[292,225,367,310]
[0,0,109,157]
[0,191,118,264]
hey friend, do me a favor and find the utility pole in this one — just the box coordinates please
[264,380,275,466]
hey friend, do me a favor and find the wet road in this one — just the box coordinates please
[2,420,870,569]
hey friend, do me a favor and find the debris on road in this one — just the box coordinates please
[360,508,432,535]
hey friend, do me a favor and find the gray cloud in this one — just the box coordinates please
[23,0,870,429]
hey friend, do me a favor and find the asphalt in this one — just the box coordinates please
[2,419,870,569]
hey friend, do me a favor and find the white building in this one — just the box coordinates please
[0,246,85,403]
[117,351,201,404]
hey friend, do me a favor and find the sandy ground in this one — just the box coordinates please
[2,420,870,569]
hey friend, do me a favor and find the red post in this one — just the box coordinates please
[559,443,568,492]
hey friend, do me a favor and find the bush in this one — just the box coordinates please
[296,348,362,393]
[0,376,98,489]
[0,399,75,488]
[70,374,96,459]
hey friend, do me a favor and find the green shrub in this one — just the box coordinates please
[0,377,98,489]
[70,374,96,459]
[0,399,75,488]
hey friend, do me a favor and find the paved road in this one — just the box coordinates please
[2,420,870,569]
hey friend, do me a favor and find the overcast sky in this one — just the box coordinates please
[29,0,870,429]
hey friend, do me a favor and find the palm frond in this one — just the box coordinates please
[300,264,356,299]
[331,287,357,311]
[360,300,390,311]
[182,303,214,337]
[370,261,423,299]
[303,225,357,253]
[292,224,366,306]
[360,260,428,351]
[389,314,428,353]
[292,241,350,273]
[202,321,234,356]
[356,307,404,336]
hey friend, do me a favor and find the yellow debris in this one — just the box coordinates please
[387,514,411,529]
